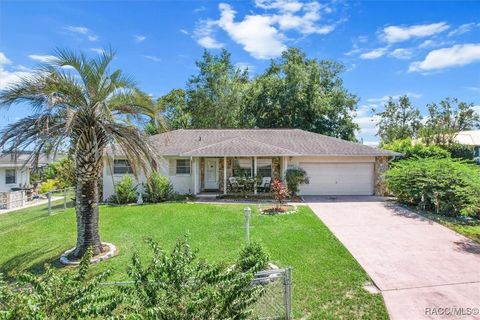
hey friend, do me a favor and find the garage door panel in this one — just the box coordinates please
[299,162,374,196]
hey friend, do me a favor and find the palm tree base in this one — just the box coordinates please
[60,242,117,265]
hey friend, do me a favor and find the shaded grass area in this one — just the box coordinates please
[0,202,388,319]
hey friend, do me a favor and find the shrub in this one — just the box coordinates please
[441,143,475,160]
[0,238,266,319]
[386,158,480,217]
[111,175,137,204]
[0,250,117,319]
[144,172,174,203]
[236,242,270,273]
[285,166,309,196]
[43,157,75,188]
[122,237,264,318]
[271,178,289,206]
[38,179,58,194]
[381,138,450,160]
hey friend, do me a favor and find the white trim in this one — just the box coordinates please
[223,157,227,194]
[253,156,257,195]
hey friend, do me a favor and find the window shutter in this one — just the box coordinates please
[169,159,176,176]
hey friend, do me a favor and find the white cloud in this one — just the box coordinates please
[90,48,104,54]
[28,54,57,63]
[381,22,449,44]
[194,1,340,59]
[359,47,388,60]
[143,55,161,62]
[134,34,146,42]
[193,6,206,13]
[180,29,189,35]
[194,19,224,49]
[0,52,32,89]
[218,3,286,59]
[448,23,480,37]
[409,43,480,72]
[390,48,414,60]
[367,92,422,104]
[65,25,98,41]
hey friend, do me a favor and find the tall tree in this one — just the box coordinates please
[420,98,480,145]
[160,89,191,130]
[241,48,359,140]
[186,49,249,128]
[0,49,157,258]
[132,91,169,135]
[375,95,422,144]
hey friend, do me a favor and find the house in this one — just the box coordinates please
[103,129,400,200]
[455,130,480,163]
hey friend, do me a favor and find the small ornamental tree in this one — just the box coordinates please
[144,172,174,203]
[286,166,309,196]
[271,178,289,207]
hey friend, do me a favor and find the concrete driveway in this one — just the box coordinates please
[305,196,480,320]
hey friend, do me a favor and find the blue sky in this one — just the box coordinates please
[0,0,479,144]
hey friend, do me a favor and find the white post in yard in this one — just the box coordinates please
[253,156,257,194]
[223,156,227,194]
[244,207,251,242]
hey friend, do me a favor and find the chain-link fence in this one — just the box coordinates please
[252,268,292,320]
[0,187,75,214]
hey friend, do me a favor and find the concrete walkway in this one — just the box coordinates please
[305,196,480,320]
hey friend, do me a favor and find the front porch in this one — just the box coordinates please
[192,156,286,195]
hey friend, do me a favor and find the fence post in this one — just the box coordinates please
[284,267,292,320]
[47,192,52,215]
[63,188,67,210]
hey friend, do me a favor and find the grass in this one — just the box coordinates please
[0,202,388,319]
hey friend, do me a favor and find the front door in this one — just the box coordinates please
[204,159,219,190]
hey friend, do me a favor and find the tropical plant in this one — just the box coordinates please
[441,143,475,160]
[271,178,289,207]
[0,48,157,258]
[386,158,480,217]
[381,139,450,160]
[285,166,309,196]
[144,171,174,203]
[110,175,138,204]
[131,91,169,135]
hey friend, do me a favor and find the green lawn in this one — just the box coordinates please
[0,202,388,319]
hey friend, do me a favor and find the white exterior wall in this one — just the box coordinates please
[102,156,196,201]
[0,166,30,192]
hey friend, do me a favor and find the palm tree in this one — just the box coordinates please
[134,91,170,135]
[0,48,157,259]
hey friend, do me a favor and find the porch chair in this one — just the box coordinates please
[257,177,272,192]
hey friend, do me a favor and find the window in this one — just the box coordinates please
[5,169,16,184]
[113,159,133,174]
[257,159,272,178]
[233,158,253,177]
[176,159,191,175]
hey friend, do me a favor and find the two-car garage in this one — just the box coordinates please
[297,161,375,196]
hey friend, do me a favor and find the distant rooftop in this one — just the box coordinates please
[456,130,480,146]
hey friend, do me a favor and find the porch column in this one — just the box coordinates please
[281,156,288,181]
[223,156,227,194]
[192,157,197,194]
[254,156,257,195]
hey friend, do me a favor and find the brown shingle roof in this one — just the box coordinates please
[148,129,399,157]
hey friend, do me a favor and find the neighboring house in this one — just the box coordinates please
[455,130,480,163]
[104,129,399,199]
[0,152,61,192]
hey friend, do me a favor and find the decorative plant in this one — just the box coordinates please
[271,178,289,207]
[144,172,174,203]
[236,242,270,273]
[111,175,138,204]
[285,166,309,196]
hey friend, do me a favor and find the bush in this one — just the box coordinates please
[285,166,309,196]
[111,175,137,204]
[386,158,480,217]
[43,157,75,188]
[441,143,475,160]
[236,242,270,273]
[144,172,174,203]
[381,138,450,160]
[38,179,58,194]
[0,238,266,319]
[271,178,289,206]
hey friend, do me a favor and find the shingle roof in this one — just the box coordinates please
[148,129,399,157]
[0,152,63,167]
[456,130,480,146]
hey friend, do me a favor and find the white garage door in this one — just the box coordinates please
[299,162,374,195]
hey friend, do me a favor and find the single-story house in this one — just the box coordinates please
[455,130,480,164]
[103,129,399,200]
